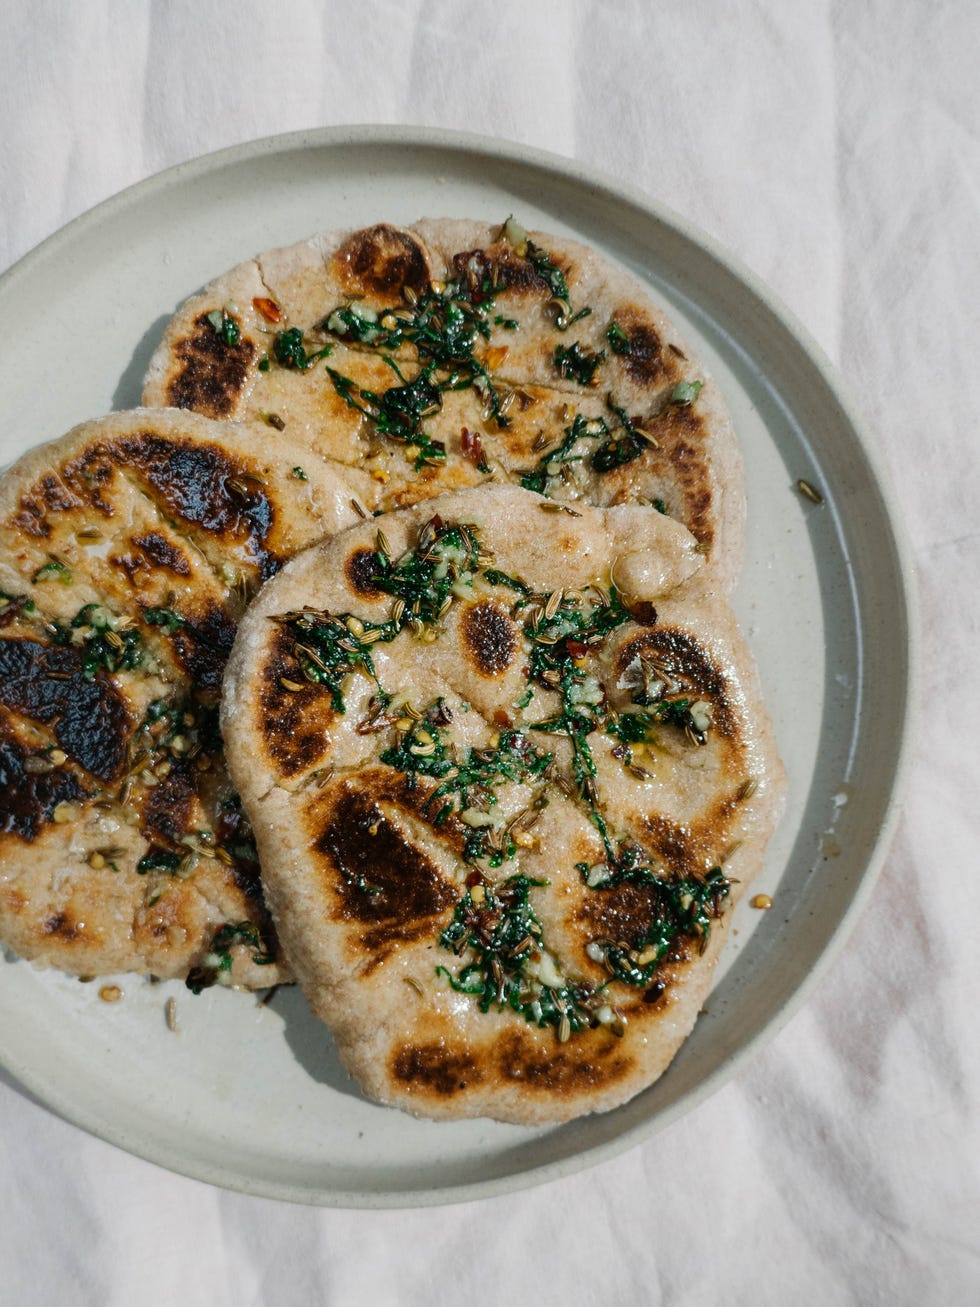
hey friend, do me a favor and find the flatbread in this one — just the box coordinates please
[0,408,369,986]
[222,486,784,1123]
[143,220,744,590]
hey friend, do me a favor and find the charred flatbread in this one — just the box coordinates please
[0,408,370,987]
[222,486,784,1123]
[143,219,744,590]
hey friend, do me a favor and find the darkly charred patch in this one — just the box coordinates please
[460,601,516,676]
[258,632,336,777]
[130,532,192,576]
[612,309,666,387]
[451,246,548,302]
[390,1042,483,1096]
[114,432,280,580]
[165,312,256,418]
[616,626,735,736]
[495,1029,631,1092]
[316,785,456,929]
[215,802,265,909]
[334,225,431,303]
[0,637,130,779]
[625,600,658,626]
[0,724,86,842]
[139,759,198,847]
[345,547,383,596]
[163,602,237,692]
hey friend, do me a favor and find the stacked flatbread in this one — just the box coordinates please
[0,219,783,1124]
[144,219,744,591]
[0,408,370,985]
[223,487,783,1123]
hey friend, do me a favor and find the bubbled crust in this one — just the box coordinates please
[143,220,743,591]
[0,408,368,984]
[222,487,784,1123]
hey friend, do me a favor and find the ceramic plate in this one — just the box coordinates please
[0,126,917,1207]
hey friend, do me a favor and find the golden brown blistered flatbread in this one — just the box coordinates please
[0,408,371,987]
[143,219,744,590]
[222,486,784,1123]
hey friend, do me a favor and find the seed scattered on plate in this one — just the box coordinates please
[751,894,773,910]
[796,478,823,505]
[99,984,123,1003]
[165,996,179,1032]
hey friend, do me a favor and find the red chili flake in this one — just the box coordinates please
[493,709,512,729]
[566,640,588,659]
[252,296,283,324]
[465,870,485,888]
[460,427,490,472]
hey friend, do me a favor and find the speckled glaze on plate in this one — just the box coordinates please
[0,126,917,1207]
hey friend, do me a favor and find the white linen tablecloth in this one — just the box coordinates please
[1,2,977,1302]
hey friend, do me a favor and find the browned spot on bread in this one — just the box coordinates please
[41,911,84,942]
[110,551,152,583]
[257,632,336,777]
[495,1028,632,1093]
[610,309,667,387]
[55,445,125,518]
[165,312,256,418]
[576,875,673,948]
[315,785,456,932]
[359,920,434,954]
[641,790,743,877]
[0,724,87,841]
[133,885,196,947]
[639,815,702,877]
[333,225,430,304]
[390,1042,483,1096]
[616,626,735,736]
[460,601,516,676]
[162,603,237,692]
[345,547,382,596]
[660,407,714,552]
[451,245,551,303]
[0,637,130,781]
[139,759,198,847]
[0,885,27,914]
[130,532,192,577]
[114,432,281,581]
[626,600,658,626]
[11,472,83,538]
[11,504,51,538]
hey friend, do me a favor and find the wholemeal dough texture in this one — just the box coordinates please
[143,219,744,590]
[0,408,369,986]
[223,486,784,1123]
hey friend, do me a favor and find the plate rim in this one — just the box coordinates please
[0,123,920,1208]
